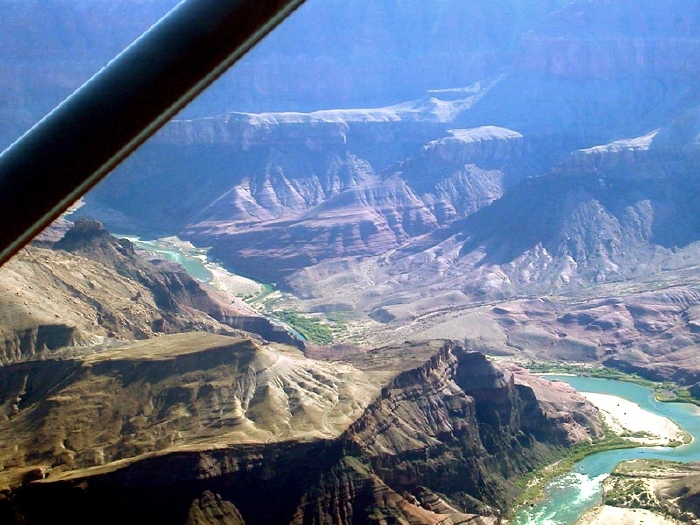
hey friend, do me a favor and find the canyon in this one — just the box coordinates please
[71,0,700,392]
[0,220,607,522]
[2,0,700,522]
[0,334,602,524]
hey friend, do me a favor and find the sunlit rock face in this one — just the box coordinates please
[0,337,601,524]
[0,0,570,148]
[0,220,298,364]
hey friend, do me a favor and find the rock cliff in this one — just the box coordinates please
[0,0,570,148]
[0,336,602,524]
[0,220,298,364]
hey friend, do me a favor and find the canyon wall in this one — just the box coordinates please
[0,337,602,524]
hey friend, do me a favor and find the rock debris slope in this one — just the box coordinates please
[0,219,296,364]
[0,336,601,524]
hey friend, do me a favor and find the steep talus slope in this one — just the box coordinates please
[343,345,600,512]
[0,336,601,524]
[364,283,700,388]
[79,104,527,284]
[0,220,297,363]
[0,333,385,476]
[4,0,700,522]
[54,218,231,317]
[180,123,524,284]
[321,123,700,324]
[85,143,382,235]
[81,98,502,235]
[392,131,700,297]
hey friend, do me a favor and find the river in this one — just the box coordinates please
[119,235,213,283]
[514,376,700,525]
[119,234,308,341]
[118,234,700,521]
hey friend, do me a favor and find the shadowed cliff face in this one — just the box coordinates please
[463,0,700,144]
[60,0,700,311]
[0,336,601,524]
[0,0,570,148]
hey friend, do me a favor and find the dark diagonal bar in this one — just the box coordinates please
[0,0,305,266]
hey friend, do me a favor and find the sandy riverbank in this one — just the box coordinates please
[206,264,263,300]
[574,393,687,525]
[577,504,681,525]
[581,392,686,446]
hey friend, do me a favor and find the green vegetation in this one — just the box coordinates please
[598,459,696,522]
[240,281,352,345]
[245,283,276,304]
[604,477,656,508]
[526,360,700,406]
[325,310,354,324]
[272,311,338,345]
[513,428,637,513]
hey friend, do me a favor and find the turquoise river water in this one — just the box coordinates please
[121,235,307,341]
[118,235,212,283]
[514,376,700,524]
[117,235,700,523]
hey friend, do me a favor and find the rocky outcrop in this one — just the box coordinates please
[346,347,601,513]
[0,333,383,472]
[186,490,246,525]
[370,128,700,303]
[0,220,299,364]
[0,336,602,524]
[53,220,300,347]
[600,459,700,523]
[0,324,93,364]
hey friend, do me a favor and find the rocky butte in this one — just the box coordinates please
[0,333,602,524]
[2,0,700,523]
[74,0,700,395]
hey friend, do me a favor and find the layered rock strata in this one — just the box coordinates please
[0,335,602,524]
[0,220,297,364]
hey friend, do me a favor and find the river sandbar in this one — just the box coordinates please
[581,392,685,446]
[577,504,681,525]
[207,265,263,299]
